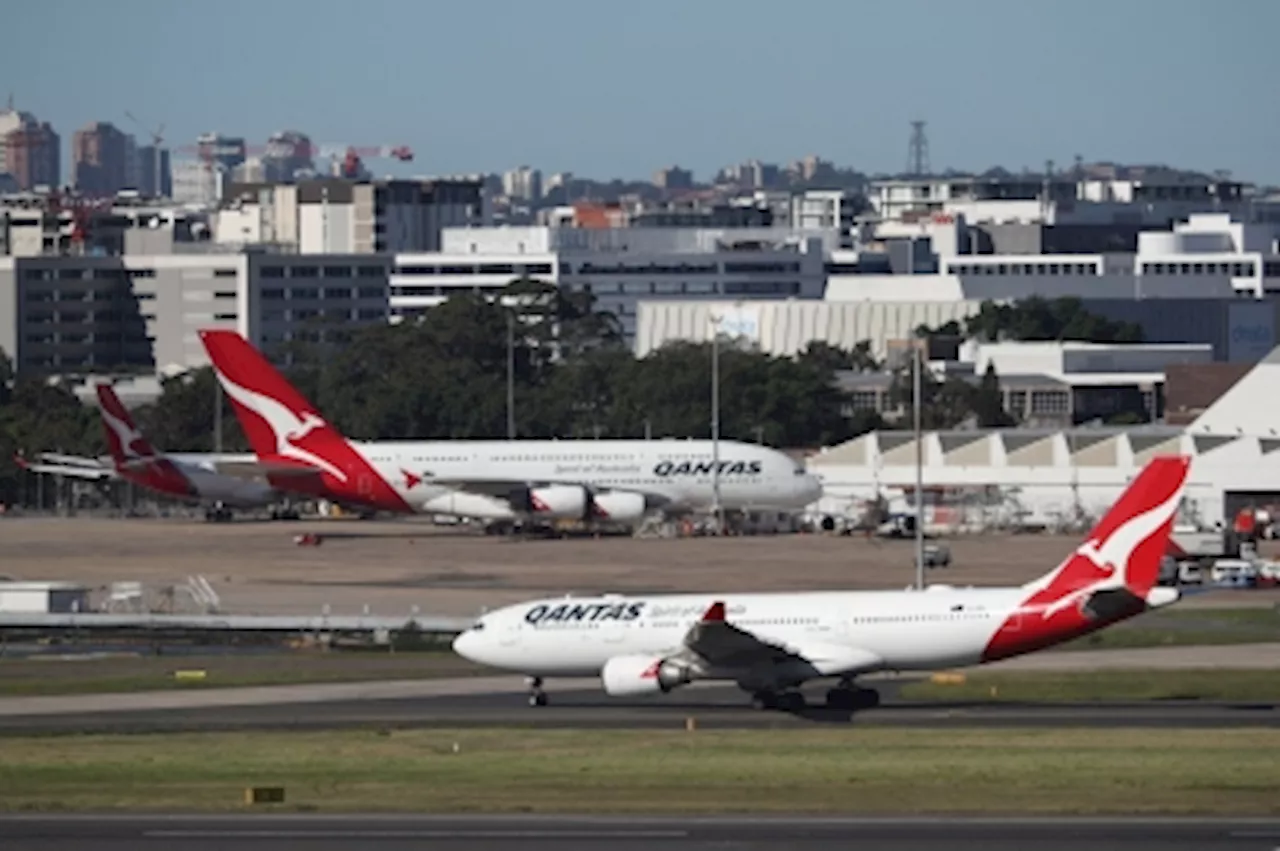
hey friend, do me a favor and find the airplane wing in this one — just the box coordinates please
[426,476,671,503]
[677,602,883,678]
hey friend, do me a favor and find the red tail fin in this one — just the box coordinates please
[982,455,1192,663]
[1025,455,1191,603]
[197,329,345,463]
[95,383,157,465]
[95,383,195,498]
[196,330,412,514]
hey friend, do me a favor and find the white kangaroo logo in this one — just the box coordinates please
[1036,480,1185,619]
[98,394,151,461]
[214,372,348,483]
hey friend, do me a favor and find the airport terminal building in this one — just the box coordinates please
[805,347,1280,532]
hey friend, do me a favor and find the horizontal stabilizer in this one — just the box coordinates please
[16,462,116,481]
[35,452,109,469]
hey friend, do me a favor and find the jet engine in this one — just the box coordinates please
[601,654,694,697]
[508,484,589,519]
[589,491,648,524]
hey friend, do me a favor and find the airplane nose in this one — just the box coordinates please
[802,474,823,503]
[451,630,476,660]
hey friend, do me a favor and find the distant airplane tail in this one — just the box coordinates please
[94,383,196,497]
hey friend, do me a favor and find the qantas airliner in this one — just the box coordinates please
[452,455,1190,710]
[197,329,822,527]
[16,384,285,521]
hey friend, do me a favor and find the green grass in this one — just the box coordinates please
[0,728,1275,814]
[902,669,1280,703]
[1054,607,1280,652]
[0,651,490,697]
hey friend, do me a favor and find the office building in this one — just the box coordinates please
[0,250,391,375]
[2,118,59,192]
[391,225,828,340]
[72,122,131,196]
[216,177,485,254]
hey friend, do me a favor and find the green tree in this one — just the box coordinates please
[972,362,1014,427]
[964,297,1143,343]
[132,368,248,453]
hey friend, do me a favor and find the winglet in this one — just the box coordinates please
[701,601,726,623]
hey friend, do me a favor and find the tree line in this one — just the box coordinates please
[0,287,1140,507]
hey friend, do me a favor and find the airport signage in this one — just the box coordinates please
[653,460,763,477]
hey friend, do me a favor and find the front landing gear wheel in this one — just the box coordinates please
[525,676,547,708]
[779,691,807,712]
[750,690,779,711]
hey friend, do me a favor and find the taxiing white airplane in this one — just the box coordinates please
[452,455,1190,710]
[16,384,284,520]
[198,329,823,526]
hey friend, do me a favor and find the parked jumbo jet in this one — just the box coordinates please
[197,329,822,528]
[16,384,290,521]
[452,455,1190,710]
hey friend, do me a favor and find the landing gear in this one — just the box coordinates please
[204,503,232,522]
[825,683,880,711]
[526,676,548,707]
[751,690,806,712]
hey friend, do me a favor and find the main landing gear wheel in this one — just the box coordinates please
[825,685,880,710]
[751,690,806,712]
[526,676,548,707]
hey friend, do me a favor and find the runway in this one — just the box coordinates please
[0,680,1275,734]
[2,815,1279,850]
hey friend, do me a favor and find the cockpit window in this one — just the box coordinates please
[794,465,807,475]
[470,621,486,632]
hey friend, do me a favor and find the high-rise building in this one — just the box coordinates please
[3,121,60,191]
[653,165,693,190]
[502,166,542,202]
[134,145,172,198]
[72,121,131,196]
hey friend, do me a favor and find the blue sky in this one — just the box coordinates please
[5,0,1277,183]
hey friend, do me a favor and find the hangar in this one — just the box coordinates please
[807,344,1280,531]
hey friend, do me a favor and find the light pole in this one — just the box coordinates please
[214,379,223,453]
[506,312,515,440]
[913,341,925,590]
[709,313,722,532]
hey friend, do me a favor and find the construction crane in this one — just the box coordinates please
[123,110,166,198]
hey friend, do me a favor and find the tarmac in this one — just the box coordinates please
[0,674,1277,734]
[2,815,1278,850]
[0,643,1277,733]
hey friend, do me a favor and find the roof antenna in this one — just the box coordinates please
[5,93,13,112]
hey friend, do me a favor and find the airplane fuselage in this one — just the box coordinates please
[453,584,1175,683]
[130,453,278,509]
[272,438,822,522]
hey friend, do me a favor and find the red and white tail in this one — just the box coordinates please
[197,330,350,479]
[96,384,158,466]
[1023,454,1191,605]
[982,455,1191,663]
[95,384,196,498]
